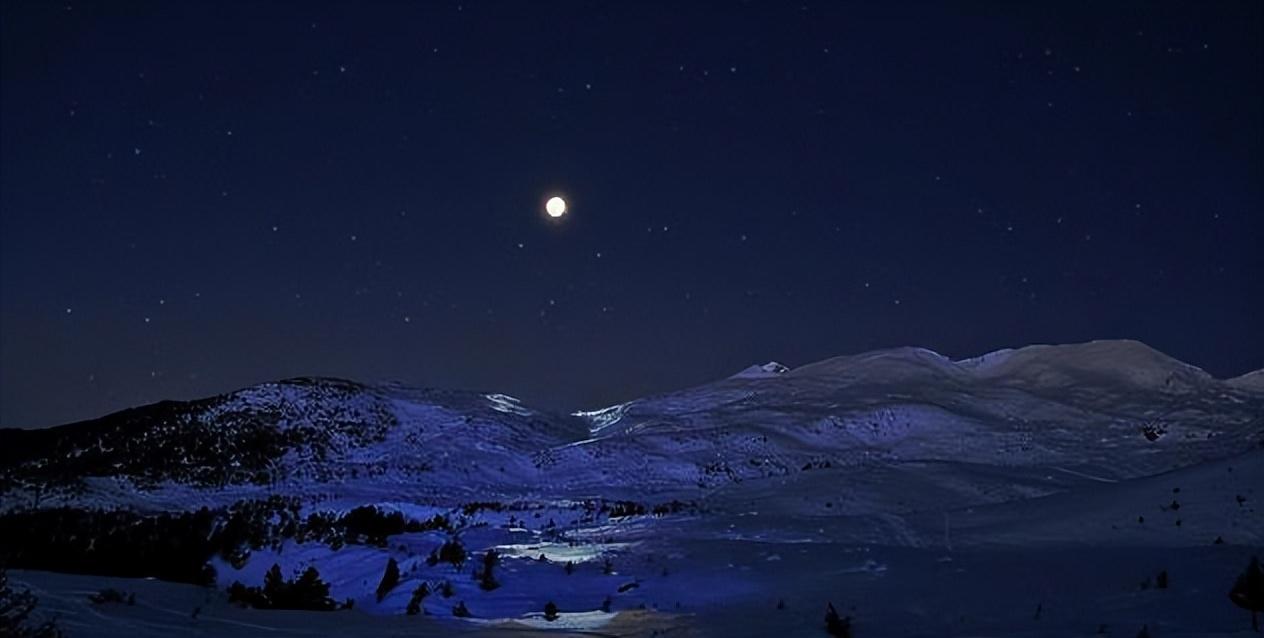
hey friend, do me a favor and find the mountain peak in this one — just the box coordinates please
[732,361,790,379]
[1227,369,1264,393]
[955,339,1213,390]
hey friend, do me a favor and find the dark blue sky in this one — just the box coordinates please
[2,1,1261,428]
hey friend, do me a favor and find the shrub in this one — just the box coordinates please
[543,601,559,621]
[651,500,692,516]
[88,588,134,605]
[606,501,646,518]
[461,502,505,516]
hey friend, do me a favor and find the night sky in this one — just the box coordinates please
[2,1,1261,429]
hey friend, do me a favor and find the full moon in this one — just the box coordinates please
[545,196,567,218]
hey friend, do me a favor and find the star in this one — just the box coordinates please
[1,0,1258,436]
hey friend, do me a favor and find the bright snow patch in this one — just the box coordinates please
[732,361,790,379]
[504,610,616,630]
[573,402,633,433]
[494,541,634,563]
[484,393,532,416]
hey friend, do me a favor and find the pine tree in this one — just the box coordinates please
[543,601,559,621]
[376,558,401,602]
[825,602,852,637]
[477,550,500,591]
[292,566,336,611]
[438,539,467,569]
[228,565,333,611]
[406,583,430,616]
[1230,556,1264,632]
[262,563,286,604]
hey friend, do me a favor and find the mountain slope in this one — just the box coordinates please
[0,378,589,509]
[3,340,1260,509]
[3,340,1263,636]
[558,341,1263,496]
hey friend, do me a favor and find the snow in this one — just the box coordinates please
[731,361,790,379]
[955,339,1215,392]
[1226,368,1264,393]
[481,609,615,630]
[4,340,1264,636]
[494,541,635,563]
[572,401,633,434]
[483,394,533,417]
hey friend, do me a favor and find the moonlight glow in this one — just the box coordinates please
[545,196,567,218]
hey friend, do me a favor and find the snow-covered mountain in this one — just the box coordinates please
[3,340,1262,637]
[557,340,1262,494]
[0,378,589,509]
[1228,368,1264,392]
[3,340,1260,509]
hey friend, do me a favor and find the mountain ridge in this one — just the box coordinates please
[3,339,1260,511]
[3,340,1262,635]
[4,340,1258,435]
